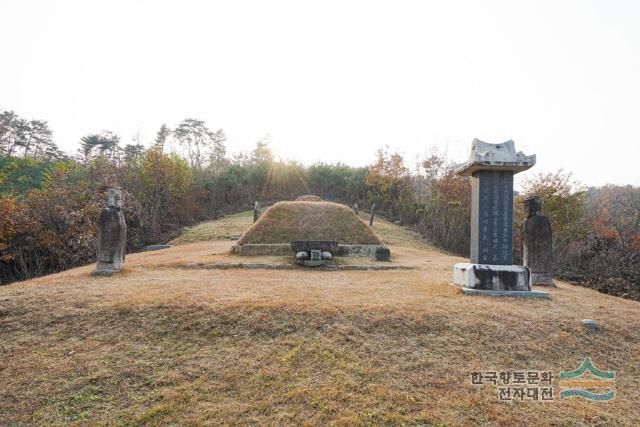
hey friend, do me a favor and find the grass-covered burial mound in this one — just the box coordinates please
[294,195,323,202]
[238,200,382,245]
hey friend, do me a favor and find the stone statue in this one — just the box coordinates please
[95,189,126,275]
[521,196,555,286]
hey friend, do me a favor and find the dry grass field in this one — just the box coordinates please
[1,212,639,426]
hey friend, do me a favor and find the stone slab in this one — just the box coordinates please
[298,259,328,267]
[453,263,530,291]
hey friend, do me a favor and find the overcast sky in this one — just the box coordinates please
[1,0,638,186]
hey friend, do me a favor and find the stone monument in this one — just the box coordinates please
[95,189,126,275]
[452,139,549,298]
[521,196,555,286]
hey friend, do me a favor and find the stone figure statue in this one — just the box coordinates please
[521,196,554,286]
[95,189,127,275]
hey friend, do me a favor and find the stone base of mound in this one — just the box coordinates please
[232,244,389,257]
[231,244,292,256]
[336,245,384,257]
[178,261,414,271]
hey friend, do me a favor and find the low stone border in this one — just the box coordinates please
[175,262,415,271]
[231,244,292,256]
[334,265,414,271]
[139,244,174,252]
[336,245,381,257]
[231,243,389,257]
[184,262,294,270]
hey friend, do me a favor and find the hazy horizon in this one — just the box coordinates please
[2,0,639,187]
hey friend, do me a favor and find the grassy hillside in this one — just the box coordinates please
[1,214,639,425]
[170,210,254,245]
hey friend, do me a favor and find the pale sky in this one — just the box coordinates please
[1,0,639,186]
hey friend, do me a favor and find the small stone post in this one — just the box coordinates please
[95,189,126,275]
[369,203,375,226]
[521,196,555,286]
[253,201,261,223]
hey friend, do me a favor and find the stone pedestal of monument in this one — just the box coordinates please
[451,139,549,298]
[453,263,530,291]
[95,189,127,275]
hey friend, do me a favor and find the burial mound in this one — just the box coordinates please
[237,200,382,245]
[294,195,323,202]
